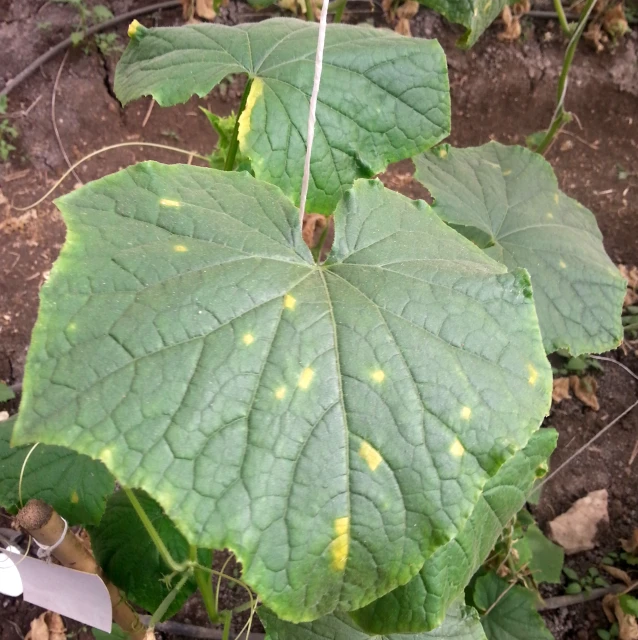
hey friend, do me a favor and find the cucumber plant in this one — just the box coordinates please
[3,16,626,640]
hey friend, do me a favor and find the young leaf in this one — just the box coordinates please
[523,524,564,584]
[619,595,638,617]
[472,572,553,640]
[89,489,211,620]
[351,429,557,634]
[0,416,114,525]
[0,382,15,402]
[562,567,579,581]
[114,18,450,214]
[260,601,488,640]
[415,0,506,48]
[200,108,251,172]
[13,164,551,621]
[414,143,626,356]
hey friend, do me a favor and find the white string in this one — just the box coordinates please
[34,517,68,562]
[298,0,331,225]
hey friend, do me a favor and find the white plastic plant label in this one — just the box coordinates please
[0,545,24,597]
[4,551,112,631]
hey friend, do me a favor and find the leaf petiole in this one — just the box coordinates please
[149,571,192,628]
[122,486,188,574]
[191,545,220,623]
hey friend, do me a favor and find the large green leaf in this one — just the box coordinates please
[414,143,626,356]
[417,0,505,48]
[114,18,450,214]
[13,164,551,621]
[0,416,114,525]
[350,428,556,634]
[260,602,487,640]
[471,572,552,640]
[89,489,211,619]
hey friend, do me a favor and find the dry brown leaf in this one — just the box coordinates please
[621,529,638,554]
[601,563,633,586]
[603,3,630,37]
[619,265,638,289]
[395,18,412,36]
[619,265,638,306]
[302,214,328,249]
[382,0,395,20]
[604,594,638,640]
[604,593,617,623]
[195,0,216,20]
[549,488,609,554]
[180,0,195,19]
[25,613,65,640]
[396,0,419,19]
[584,22,607,52]
[498,5,522,41]
[511,0,530,15]
[570,375,599,411]
[552,377,571,404]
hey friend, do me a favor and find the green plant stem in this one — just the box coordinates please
[123,486,187,574]
[330,0,347,22]
[305,0,316,20]
[536,0,597,154]
[552,0,572,35]
[149,571,191,628]
[224,78,253,171]
[221,612,232,640]
[191,546,220,623]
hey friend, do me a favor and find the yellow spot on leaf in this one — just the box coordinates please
[237,78,264,153]
[450,439,465,457]
[438,147,447,158]
[554,193,559,204]
[100,448,113,466]
[283,294,296,310]
[527,364,538,386]
[546,212,554,219]
[330,517,349,571]
[371,369,385,383]
[128,19,141,37]
[502,169,512,176]
[483,0,492,12]
[359,441,383,471]
[298,367,314,390]
[559,260,567,269]
[174,245,188,253]
[275,386,287,400]
[461,406,472,420]
[242,333,255,346]
[71,490,79,504]
[160,199,181,207]
[67,322,77,332]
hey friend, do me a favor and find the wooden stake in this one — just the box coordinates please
[16,499,148,640]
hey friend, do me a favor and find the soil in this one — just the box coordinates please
[1,1,637,638]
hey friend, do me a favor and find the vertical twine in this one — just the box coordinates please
[298,0,331,225]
